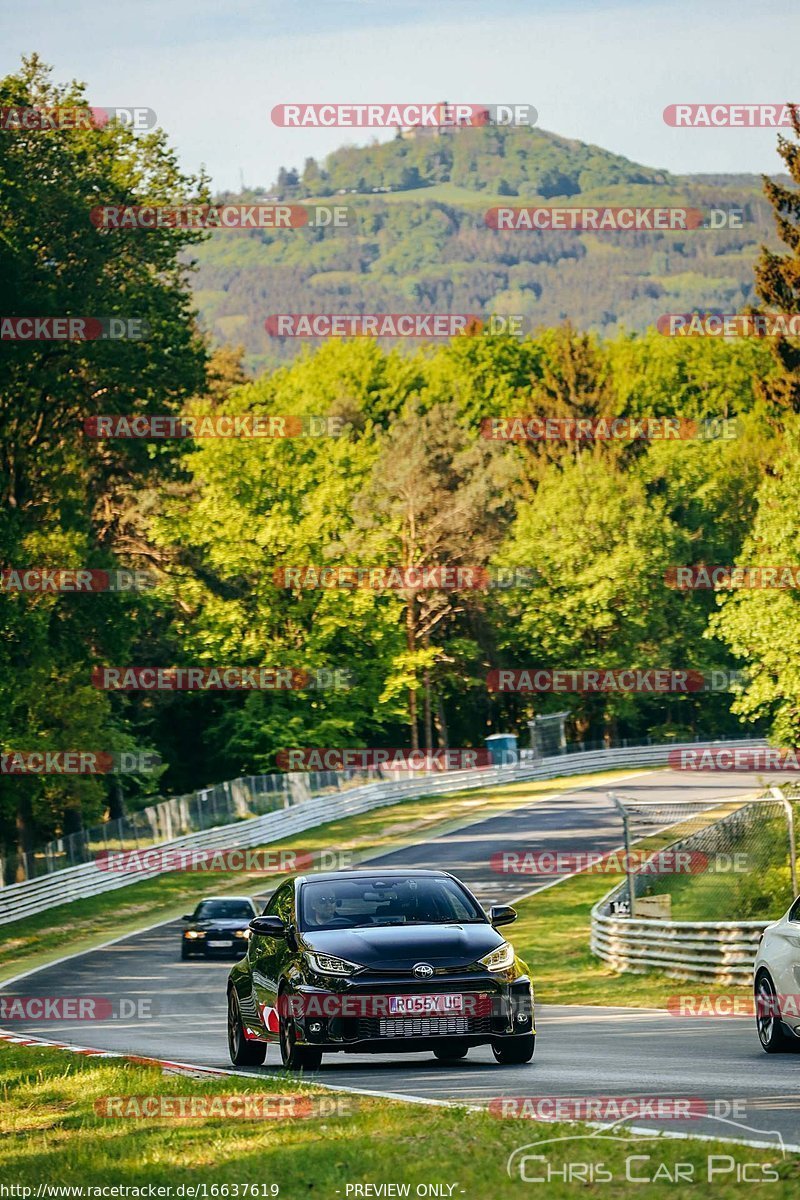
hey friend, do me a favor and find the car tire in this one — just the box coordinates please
[755,972,797,1053]
[181,942,192,960]
[433,1042,469,1061]
[228,990,267,1066]
[492,1034,535,1064]
[279,1005,323,1072]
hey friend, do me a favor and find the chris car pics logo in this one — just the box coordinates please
[506,1119,783,1184]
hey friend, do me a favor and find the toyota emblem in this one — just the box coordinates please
[413,962,434,978]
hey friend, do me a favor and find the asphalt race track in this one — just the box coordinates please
[3,768,799,1152]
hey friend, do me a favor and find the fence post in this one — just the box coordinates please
[609,792,636,918]
[770,785,798,897]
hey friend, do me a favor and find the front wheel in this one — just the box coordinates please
[492,1034,535,1064]
[279,1008,323,1071]
[228,990,266,1066]
[434,1042,469,1061]
[755,973,796,1053]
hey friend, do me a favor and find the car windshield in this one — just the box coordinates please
[299,876,485,931]
[194,900,253,920]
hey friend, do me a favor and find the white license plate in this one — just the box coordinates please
[207,940,233,947]
[388,994,464,1015]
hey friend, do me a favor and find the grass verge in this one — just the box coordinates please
[0,1041,796,1196]
[511,869,749,1008]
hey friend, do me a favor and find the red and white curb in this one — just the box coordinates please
[0,1028,229,1078]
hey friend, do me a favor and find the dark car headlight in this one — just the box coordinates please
[304,951,363,977]
[184,930,205,939]
[478,942,516,971]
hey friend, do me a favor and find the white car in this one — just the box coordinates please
[753,896,800,1052]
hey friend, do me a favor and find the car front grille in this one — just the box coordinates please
[364,965,478,978]
[359,1014,493,1039]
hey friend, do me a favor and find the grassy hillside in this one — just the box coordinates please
[190,126,780,372]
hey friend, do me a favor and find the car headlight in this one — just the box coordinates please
[305,952,362,977]
[235,929,250,938]
[478,942,516,971]
[184,930,204,939]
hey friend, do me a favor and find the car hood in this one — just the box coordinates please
[301,922,506,969]
[195,918,250,930]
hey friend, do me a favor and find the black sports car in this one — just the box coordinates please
[227,869,535,1070]
[181,896,258,959]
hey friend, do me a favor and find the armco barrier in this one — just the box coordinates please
[0,739,764,926]
[590,910,768,984]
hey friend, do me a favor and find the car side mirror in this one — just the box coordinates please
[249,915,287,938]
[489,904,517,928]
[181,914,193,921]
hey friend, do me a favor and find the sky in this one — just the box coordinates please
[3,0,797,192]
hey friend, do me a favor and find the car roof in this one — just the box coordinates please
[294,869,453,885]
[196,895,255,902]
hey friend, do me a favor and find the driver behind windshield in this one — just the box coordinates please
[307,891,337,926]
[301,877,483,928]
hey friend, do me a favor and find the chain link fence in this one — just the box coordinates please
[606,786,798,922]
[1,768,376,884]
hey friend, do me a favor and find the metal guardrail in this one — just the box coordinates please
[0,738,764,927]
[590,911,768,983]
[15,768,376,883]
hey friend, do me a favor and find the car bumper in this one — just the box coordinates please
[185,937,249,957]
[283,974,534,1051]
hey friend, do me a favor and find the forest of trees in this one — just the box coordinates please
[2,58,800,876]
[197,196,776,376]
